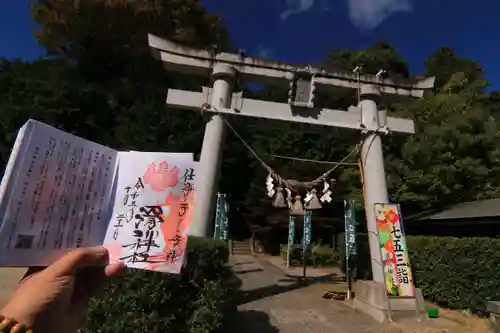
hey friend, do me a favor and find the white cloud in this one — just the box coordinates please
[279,0,412,30]
[280,0,315,20]
[347,0,413,30]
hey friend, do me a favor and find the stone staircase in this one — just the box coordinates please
[230,239,252,256]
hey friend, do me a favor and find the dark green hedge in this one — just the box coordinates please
[337,233,500,312]
[407,236,500,313]
[337,232,372,280]
[82,237,232,333]
[279,243,339,267]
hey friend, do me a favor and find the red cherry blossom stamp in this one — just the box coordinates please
[143,160,179,191]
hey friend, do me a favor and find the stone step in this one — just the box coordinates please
[230,240,252,255]
[232,245,251,249]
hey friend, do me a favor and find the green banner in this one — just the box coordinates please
[303,211,312,248]
[288,215,295,247]
[213,193,229,241]
[344,199,357,258]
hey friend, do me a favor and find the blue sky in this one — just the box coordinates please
[1,0,500,89]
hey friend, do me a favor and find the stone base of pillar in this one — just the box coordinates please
[349,280,426,323]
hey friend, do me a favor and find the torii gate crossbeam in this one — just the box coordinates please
[166,88,416,133]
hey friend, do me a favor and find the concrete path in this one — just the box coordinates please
[224,255,389,333]
[263,255,343,281]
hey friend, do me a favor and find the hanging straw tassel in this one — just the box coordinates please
[273,187,288,208]
[290,195,304,216]
[305,188,322,210]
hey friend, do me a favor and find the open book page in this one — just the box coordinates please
[0,122,33,225]
[0,120,119,266]
[103,151,196,273]
[129,151,194,160]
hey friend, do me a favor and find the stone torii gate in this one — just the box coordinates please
[148,34,434,320]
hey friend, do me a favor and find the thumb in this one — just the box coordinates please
[46,246,109,276]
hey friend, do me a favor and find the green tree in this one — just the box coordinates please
[31,0,230,82]
[323,40,410,78]
[25,0,233,158]
[386,83,500,212]
[0,58,119,170]
[424,46,485,90]
[486,91,500,117]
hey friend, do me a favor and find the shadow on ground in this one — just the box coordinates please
[221,270,279,333]
[237,273,338,305]
[222,310,279,333]
[285,272,340,283]
[235,268,264,275]
[232,261,254,266]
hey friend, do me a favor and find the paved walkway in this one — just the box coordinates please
[224,255,389,333]
[263,255,343,281]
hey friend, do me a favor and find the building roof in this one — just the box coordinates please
[421,199,500,220]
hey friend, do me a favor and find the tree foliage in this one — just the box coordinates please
[31,0,230,82]
[424,46,485,90]
[323,40,410,78]
[83,237,233,333]
[387,89,500,210]
[0,0,499,238]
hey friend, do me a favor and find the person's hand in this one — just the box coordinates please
[0,246,125,333]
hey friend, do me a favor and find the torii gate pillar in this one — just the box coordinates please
[190,64,236,237]
[359,84,389,284]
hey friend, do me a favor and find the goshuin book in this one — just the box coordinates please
[0,120,198,273]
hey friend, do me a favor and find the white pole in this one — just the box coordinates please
[190,63,235,237]
[359,84,389,284]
